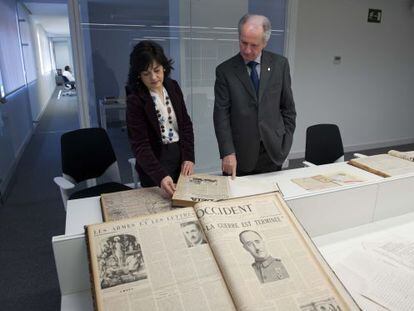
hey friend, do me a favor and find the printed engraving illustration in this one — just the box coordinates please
[97,234,147,289]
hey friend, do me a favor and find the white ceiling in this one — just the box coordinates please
[24,2,70,37]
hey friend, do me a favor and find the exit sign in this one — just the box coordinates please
[368,9,382,23]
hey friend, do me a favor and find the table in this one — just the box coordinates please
[53,162,414,310]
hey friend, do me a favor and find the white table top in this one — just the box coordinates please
[65,162,383,236]
[230,161,382,199]
[314,212,414,311]
[65,196,103,235]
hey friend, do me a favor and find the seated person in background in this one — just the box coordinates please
[126,40,195,197]
[62,65,76,89]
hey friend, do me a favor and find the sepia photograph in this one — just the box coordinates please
[181,221,207,248]
[239,229,289,284]
[96,234,147,289]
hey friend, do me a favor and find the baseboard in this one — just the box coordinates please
[289,137,414,160]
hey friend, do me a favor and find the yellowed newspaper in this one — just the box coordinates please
[100,187,172,221]
[292,172,364,191]
[388,150,414,162]
[173,174,230,206]
[86,208,236,311]
[195,193,359,310]
[349,154,414,177]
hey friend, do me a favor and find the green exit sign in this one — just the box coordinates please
[368,9,382,23]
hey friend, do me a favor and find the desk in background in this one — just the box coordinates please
[99,98,126,130]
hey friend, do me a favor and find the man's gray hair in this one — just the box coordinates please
[238,14,272,43]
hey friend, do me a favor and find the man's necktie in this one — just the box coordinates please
[247,61,259,96]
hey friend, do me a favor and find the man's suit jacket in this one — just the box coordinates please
[214,51,296,172]
[126,78,194,186]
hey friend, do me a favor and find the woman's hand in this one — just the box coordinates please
[160,176,176,198]
[181,161,194,176]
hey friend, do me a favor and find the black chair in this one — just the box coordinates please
[54,128,132,209]
[304,124,344,166]
[62,75,76,90]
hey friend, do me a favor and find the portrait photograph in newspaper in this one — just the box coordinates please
[180,220,208,248]
[194,193,359,310]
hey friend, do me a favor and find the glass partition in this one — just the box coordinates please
[77,0,287,175]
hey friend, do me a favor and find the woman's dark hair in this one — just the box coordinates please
[127,40,174,94]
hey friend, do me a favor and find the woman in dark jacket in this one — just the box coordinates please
[126,41,195,197]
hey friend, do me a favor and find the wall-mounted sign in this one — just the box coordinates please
[368,9,382,23]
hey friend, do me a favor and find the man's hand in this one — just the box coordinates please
[181,161,194,176]
[222,154,237,179]
[160,176,176,198]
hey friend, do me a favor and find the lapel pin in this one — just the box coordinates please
[267,67,271,71]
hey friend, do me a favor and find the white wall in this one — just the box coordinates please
[290,0,414,157]
[29,22,56,121]
[0,1,57,198]
[54,40,73,71]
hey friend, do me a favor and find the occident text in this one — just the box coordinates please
[196,204,253,218]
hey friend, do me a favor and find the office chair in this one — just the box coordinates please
[303,124,344,167]
[61,76,76,96]
[54,128,132,210]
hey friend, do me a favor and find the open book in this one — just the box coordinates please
[172,173,230,207]
[348,153,414,177]
[85,193,359,310]
[100,187,172,222]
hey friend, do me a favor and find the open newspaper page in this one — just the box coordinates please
[172,174,230,207]
[101,187,172,221]
[388,150,414,162]
[348,154,414,177]
[291,172,365,191]
[85,208,236,311]
[194,193,359,310]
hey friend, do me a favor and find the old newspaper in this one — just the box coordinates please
[86,193,359,310]
[195,193,359,310]
[348,154,414,177]
[85,208,235,311]
[172,174,230,207]
[291,172,364,191]
[388,150,414,162]
[100,187,172,221]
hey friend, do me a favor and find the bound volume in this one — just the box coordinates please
[348,152,414,177]
[85,193,359,310]
[172,173,230,207]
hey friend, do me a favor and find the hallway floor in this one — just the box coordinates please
[0,89,78,310]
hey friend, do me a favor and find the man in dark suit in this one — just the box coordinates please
[214,14,296,178]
